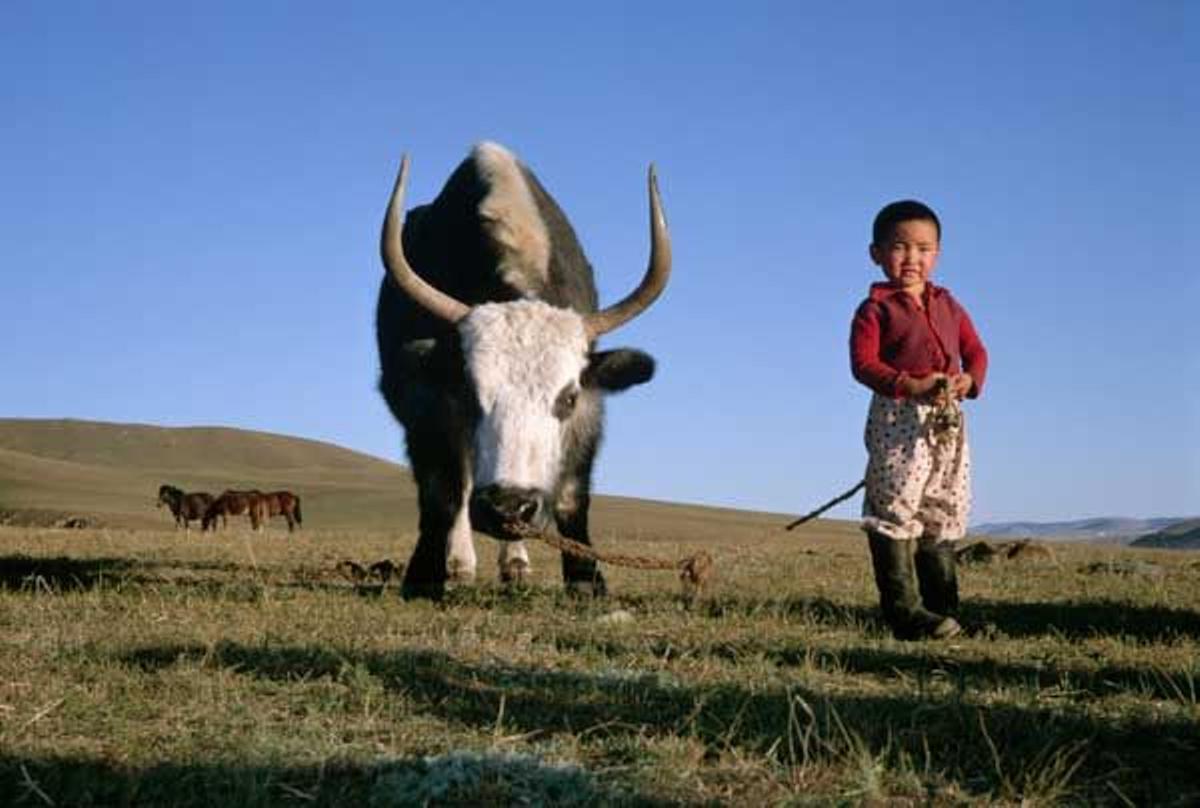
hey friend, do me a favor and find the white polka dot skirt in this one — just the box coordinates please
[861,393,971,541]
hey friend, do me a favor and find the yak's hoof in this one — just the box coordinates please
[565,575,607,599]
[446,560,476,586]
[500,559,529,586]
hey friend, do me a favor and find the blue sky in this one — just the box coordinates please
[2,2,1196,524]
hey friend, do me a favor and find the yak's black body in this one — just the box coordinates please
[376,143,665,600]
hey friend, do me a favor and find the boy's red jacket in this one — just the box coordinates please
[850,282,988,398]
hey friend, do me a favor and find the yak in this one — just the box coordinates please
[376,142,671,599]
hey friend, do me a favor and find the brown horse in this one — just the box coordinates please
[255,491,303,532]
[202,489,264,531]
[156,484,215,531]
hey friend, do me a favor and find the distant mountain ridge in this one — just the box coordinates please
[1130,519,1200,550]
[972,516,1194,544]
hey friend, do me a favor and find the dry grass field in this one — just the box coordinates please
[1,420,1198,805]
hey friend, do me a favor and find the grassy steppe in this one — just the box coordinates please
[2,525,1198,806]
[1,419,1198,805]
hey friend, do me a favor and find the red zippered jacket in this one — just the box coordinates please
[850,282,988,399]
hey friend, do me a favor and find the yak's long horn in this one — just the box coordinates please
[381,154,470,324]
[584,165,672,339]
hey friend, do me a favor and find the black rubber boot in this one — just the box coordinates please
[867,531,961,640]
[915,539,960,616]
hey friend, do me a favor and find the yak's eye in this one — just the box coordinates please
[553,386,579,420]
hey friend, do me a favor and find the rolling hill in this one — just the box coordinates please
[0,418,808,540]
[0,418,417,530]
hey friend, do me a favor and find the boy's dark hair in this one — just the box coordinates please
[872,200,941,246]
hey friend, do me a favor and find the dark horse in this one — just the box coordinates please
[202,489,264,531]
[156,484,215,530]
[255,491,303,533]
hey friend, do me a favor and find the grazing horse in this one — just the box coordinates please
[256,490,303,532]
[156,484,215,531]
[202,489,264,531]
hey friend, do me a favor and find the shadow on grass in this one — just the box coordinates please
[0,750,668,808]
[0,555,136,591]
[788,643,1200,704]
[119,640,1200,805]
[689,591,1200,643]
[0,554,283,596]
[551,630,1200,706]
[968,598,1200,641]
[0,553,383,599]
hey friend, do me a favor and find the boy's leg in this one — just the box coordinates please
[861,395,960,640]
[915,538,959,615]
[867,531,960,640]
[914,420,971,616]
[861,395,930,542]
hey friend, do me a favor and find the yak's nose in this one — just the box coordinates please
[470,485,545,540]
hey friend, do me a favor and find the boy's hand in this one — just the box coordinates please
[949,373,974,400]
[899,373,948,402]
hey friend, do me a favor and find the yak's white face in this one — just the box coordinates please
[459,300,590,493]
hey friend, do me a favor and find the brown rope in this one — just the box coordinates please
[532,531,691,570]
[523,529,716,594]
[926,378,963,446]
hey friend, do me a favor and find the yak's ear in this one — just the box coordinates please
[398,338,462,381]
[582,348,655,392]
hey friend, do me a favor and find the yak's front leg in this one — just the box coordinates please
[404,486,470,600]
[555,476,606,597]
[401,413,473,600]
[445,472,477,585]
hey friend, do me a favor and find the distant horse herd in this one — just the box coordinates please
[156,485,303,533]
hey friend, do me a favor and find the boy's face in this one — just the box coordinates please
[869,218,940,294]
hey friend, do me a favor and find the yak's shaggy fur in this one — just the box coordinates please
[461,300,590,492]
[475,143,552,295]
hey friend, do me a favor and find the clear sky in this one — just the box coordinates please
[2,2,1196,524]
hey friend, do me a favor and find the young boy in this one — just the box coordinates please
[850,200,988,640]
